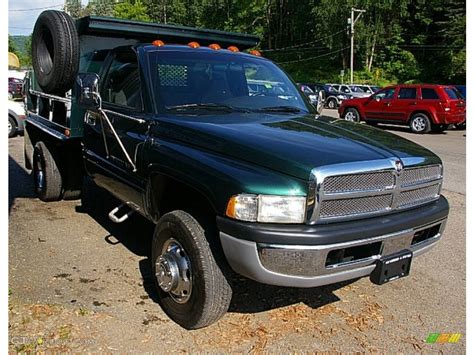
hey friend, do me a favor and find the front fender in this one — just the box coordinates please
[143,140,309,215]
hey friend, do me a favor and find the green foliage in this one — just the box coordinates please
[114,0,150,22]
[9,35,32,68]
[8,0,465,83]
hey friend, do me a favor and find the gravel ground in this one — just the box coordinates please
[8,116,466,352]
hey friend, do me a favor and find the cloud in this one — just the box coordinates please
[9,0,89,36]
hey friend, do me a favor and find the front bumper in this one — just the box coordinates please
[217,196,449,288]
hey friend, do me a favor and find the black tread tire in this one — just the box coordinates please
[343,108,360,123]
[454,122,466,130]
[8,116,17,138]
[61,159,83,200]
[409,113,432,134]
[32,10,79,94]
[152,211,232,329]
[327,98,337,109]
[33,142,63,201]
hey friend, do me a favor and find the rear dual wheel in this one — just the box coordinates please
[33,142,62,201]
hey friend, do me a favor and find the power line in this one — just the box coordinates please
[262,28,347,52]
[278,46,350,64]
[9,4,63,12]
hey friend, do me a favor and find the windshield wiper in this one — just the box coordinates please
[165,103,249,113]
[255,106,305,113]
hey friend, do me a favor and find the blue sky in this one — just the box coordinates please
[9,0,89,36]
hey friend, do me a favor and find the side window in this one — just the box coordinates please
[421,88,439,100]
[101,50,143,110]
[397,88,417,99]
[341,85,350,93]
[375,88,395,100]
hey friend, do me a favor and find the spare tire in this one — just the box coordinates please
[32,10,79,94]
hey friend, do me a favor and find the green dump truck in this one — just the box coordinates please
[24,11,449,329]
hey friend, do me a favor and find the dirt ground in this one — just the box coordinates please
[8,119,466,353]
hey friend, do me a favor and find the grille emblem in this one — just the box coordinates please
[394,160,404,174]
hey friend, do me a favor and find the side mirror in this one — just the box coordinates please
[74,73,101,109]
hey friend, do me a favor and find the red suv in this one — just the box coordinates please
[338,84,466,133]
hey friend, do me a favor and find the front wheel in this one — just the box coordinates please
[152,211,232,329]
[409,113,432,133]
[8,116,17,138]
[343,108,360,123]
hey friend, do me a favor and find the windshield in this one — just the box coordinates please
[147,50,313,114]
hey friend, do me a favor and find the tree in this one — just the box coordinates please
[64,0,84,19]
[114,0,150,22]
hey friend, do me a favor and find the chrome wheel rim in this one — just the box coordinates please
[8,121,12,135]
[328,100,335,109]
[412,117,426,131]
[156,238,192,304]
[34,151,45,192]
[345,111,356,122]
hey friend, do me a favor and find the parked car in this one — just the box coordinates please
[8,77,23,100]
[299,83,327,99]
[296,83,319,105]
[328,84,371,98]
[351,84,380,95]
[338,84,466,133]
[8,100,25,138]
[323,84,353,109]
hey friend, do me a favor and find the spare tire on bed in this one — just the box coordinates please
[32,10,79,95]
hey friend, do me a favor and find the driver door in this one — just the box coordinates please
[364,87,396,121]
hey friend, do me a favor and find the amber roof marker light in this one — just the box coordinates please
[227,46,239,52]
[209,43,221,50]
[188,41,200,48]
[152,40,165,47]
[249,49,262,56]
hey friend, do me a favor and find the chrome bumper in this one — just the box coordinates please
[219,219,446,288]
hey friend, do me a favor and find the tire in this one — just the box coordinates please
[8,116,17,138]
[343,108,360,123]
[327,98,337,109]
[33,142,63,201]
[454,122,466,130]
[409,113,432,134]
[32,10,79,94]
[152,211,232,329]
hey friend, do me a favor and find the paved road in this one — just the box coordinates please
[8,120,465,352]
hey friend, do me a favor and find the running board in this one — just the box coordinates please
[108,203,135,223]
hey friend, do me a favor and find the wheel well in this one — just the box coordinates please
[8,114,18,126]
[147,173,217,226]
[343,106,363,119]
[410,110,433,123]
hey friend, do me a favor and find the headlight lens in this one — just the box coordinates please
[226,194,306,223]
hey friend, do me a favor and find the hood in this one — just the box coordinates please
[152,113,440,180]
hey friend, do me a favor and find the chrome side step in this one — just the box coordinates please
[108,203,135,223]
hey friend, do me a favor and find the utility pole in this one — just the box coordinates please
[349,8,366,84]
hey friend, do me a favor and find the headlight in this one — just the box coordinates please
[226,194,306,223]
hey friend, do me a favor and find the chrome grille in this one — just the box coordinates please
[398,184,441,207]
[320,194,392,218]
[311,160,443,223]
[323,172,395,193]
[400,165,442,187]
